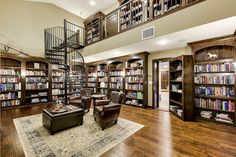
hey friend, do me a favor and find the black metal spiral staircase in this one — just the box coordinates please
[44,19,85,105]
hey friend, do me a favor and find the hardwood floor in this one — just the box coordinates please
[1,104,236,157]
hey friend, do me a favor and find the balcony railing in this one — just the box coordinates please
[85,0,205,45]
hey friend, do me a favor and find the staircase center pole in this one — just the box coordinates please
[64,19,68,105]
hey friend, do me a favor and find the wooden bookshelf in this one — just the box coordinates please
[85,52,149,107]
[169,55,194,121]
[97,64,108,95]
[84,12,104,45]
[51,64,65,102]
[86,65,97,94]
[120,2,131,31]
[0,56,22,108]
[25,61,50,105]
[109,61,124,92]
[189,35,236,126]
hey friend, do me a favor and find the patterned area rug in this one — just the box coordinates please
[13,111,143,157]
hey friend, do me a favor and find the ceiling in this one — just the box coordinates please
[84,16,236,63]
[28,0,117,18]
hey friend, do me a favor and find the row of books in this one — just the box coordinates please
[99,82,107,88]
[52,77,64,82]
[28,92,47,97]
[125,84,143,90]
[194,63,235,73]
[52,95,65,101]
[153,0,162,17]
[199,111,233,124]
[195,86,234,97]
[1,100,20,107]
[0,83,21,91]
[110,77,123,82]
[126,69,143,75]
[125,99,142,106]
[195,98,235,112]
[98,77,108,82]
[127,60,143,68]
[88,72,96,77]
[126,76,143,83]
[126,91,143,100]
[31,98,47,103]
[97,71,107,77]
[98,89,108,94]
[26,77,48,83]
[52,83,64,89]
[110,71,122,76]
[26,83,48,89]
[110,83,123,89]
[0,69,20,75]
[88,83,96,87]
[0,77,20,83]
[52,89,65,95]
[194,75,234,84]
[0,92,21,100]
[26,70,47,76]
[88,78,96,82]
[52,71,64,77]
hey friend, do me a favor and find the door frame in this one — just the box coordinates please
[152,58,171,109]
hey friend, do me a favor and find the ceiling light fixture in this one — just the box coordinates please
[157,39,169,45]
[89,0,96,6]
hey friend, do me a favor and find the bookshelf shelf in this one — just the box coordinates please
[169,55,194,121]
[190,35,236,126]
[195,95,234,100]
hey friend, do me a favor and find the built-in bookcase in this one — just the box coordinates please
[0,57,22,107]
[169,55,194,121]
[190,35,236,125]
[86,52,149,107]
[109,61,124,92]
[51,64,65,102]
[120,2,131,31]
[25,61,49,104]
[87,65,97,93]
[97,64,108,95]
[125,58,145,107]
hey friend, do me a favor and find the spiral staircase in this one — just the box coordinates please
[44,19,85,105]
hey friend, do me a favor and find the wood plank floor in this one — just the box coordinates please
[1,104,236,157]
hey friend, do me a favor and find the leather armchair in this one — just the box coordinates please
[95,92,125,106]
[79,96,92,113]
[93,103,121,130]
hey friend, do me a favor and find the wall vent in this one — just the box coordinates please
[142,26,155,40]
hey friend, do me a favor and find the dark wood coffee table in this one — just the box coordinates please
[42,105,84,134]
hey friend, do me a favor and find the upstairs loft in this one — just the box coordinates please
[83,0,204,45]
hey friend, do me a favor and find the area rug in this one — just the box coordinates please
[13,111,143,157]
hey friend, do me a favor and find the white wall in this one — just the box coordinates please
[0,0,84,57]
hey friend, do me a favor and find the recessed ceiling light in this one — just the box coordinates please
[90,0,96,6]
[157,39,169,45]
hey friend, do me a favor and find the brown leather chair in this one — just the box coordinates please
[79,96,92,113]
[95,92,125,106]
[93,103,121,130]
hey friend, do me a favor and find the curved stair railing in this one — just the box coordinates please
[44,19,85,105]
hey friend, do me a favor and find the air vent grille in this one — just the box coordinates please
[142,26,155,40]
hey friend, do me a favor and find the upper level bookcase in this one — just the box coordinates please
[84,12,105,45]
[169,55,194,121]
[189,35,236,126]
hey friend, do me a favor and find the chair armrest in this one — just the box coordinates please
[68,95,81,101]
[95,100,110,106]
